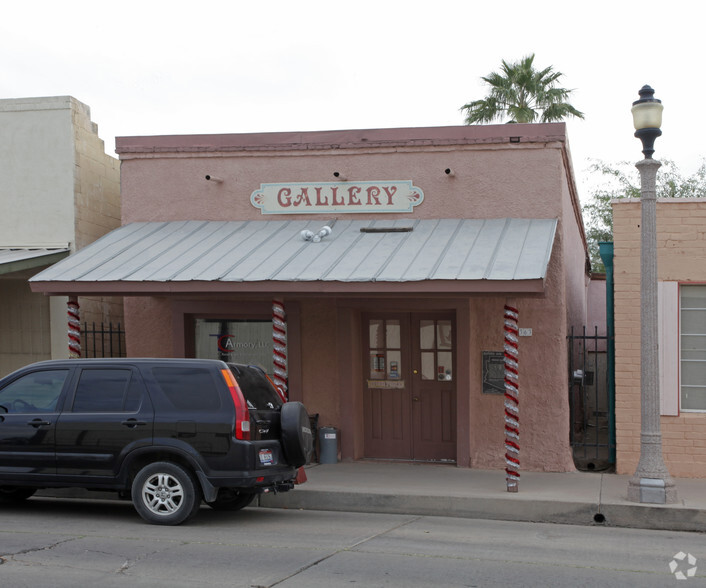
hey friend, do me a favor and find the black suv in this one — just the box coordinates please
[0,358,313,525]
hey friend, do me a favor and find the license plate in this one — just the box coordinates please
[259,449,274,466]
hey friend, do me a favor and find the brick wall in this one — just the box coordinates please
[613,198,706,477]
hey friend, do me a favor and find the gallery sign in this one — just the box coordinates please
[250,181,424,214]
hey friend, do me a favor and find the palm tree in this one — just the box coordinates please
[461,54,584,124]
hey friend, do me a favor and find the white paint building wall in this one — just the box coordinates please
[0,96,77,247]
[0,96,121,375]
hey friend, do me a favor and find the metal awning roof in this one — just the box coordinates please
[29,219,557,295]
[0,248,70,276]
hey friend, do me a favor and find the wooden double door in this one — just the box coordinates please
[363,313,456,462]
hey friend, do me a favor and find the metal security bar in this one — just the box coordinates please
[568,326,614,470]
[82,322,126,358]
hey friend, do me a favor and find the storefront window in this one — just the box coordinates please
[681,285,706,411]
[194,319,275,376]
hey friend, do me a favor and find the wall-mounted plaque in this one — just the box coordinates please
[482,351,505,394]
[251,181,424,214]
[367,379,405,389]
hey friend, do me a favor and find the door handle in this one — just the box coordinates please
[121,419,147,428]
[412,397,420,402]
[27,418,51,428]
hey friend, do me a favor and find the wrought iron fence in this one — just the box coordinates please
[82,322,126,358]
[568,326,614,471]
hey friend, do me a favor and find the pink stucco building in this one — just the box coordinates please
[31,123,590,472]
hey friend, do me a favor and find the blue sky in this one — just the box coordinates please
[2,0,701,198]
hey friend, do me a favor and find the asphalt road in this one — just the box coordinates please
[1,496,705,587]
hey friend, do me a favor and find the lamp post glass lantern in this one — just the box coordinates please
[627,85,677,504]
[631,85,663,159]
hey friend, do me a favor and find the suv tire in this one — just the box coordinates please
[132,462,202,525]
[280,401,313,468]
[206,488,256,511]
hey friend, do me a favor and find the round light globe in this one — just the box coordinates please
[631,85,663,130]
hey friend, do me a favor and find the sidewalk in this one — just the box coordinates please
[259,461,706,533]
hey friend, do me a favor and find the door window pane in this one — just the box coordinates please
[438,351,453,381]
[421,351,435,380]
[420,320,435,349]
[73,369,131,412]
[368,319,403,380]
[418,319,454,381]
[388,351,402,379]
[369,320,384,348]
[370,351,386,380]
[386,321,401,349]
[437,320,452,350]
[0,370,68,413]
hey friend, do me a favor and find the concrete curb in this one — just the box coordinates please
[598,502,706,533]
[259,490,602,528]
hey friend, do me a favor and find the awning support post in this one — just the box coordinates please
[68,297,81,359]
[503,302,520,492]
[272,298,288,400]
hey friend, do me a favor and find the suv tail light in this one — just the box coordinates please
[221,368,251,440]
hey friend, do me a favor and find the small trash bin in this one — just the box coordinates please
[318,427,339,464]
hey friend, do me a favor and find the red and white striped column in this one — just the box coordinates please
[68,297,81,359]
[503,303,520,492]
[272,299,288,400]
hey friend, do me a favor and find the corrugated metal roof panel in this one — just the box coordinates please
[30,219,557,284]
[0,247,70,276]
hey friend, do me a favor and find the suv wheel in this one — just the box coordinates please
[0,487,36,503]
[206,488,256,511]
[280,401,314,468]
[132,462,202,525]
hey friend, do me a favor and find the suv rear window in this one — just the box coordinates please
[152,367,221,411]
[229,365,283,410]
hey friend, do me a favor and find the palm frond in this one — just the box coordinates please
[461,53,583,125]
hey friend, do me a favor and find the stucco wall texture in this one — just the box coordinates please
[613,199,706,478]
[115,124,587,472]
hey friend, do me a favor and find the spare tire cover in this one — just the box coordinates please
[280,401,313,468]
